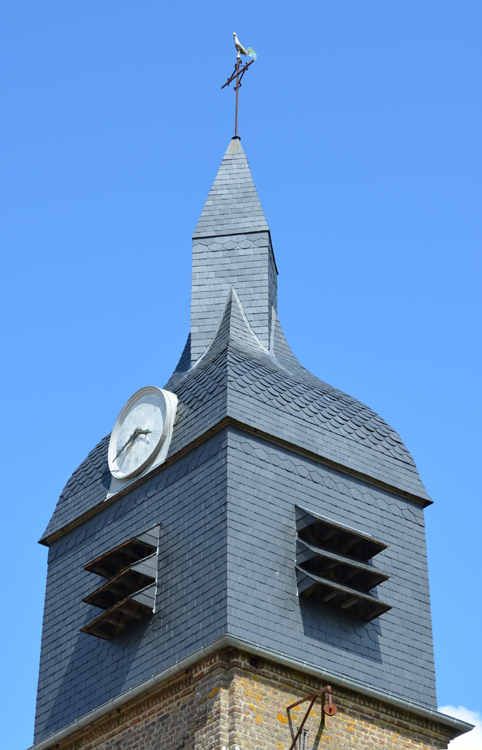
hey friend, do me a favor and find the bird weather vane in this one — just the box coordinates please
[222,32,257,139]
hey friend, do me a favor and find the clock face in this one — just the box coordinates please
[108,386,169,480]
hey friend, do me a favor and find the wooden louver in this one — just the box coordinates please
[81,526,159,640]
[295,506,391,622]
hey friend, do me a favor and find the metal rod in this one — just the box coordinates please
[220,56,255,138]
[286,686,333,750]
[287,686,331,711]
[287,695,318,750]
[221,66,237,89]
[235,56,240,137]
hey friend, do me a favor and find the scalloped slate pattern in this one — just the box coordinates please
[42,289,429,541]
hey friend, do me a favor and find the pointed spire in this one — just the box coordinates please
[190,139,277,364]
[193,138,269,238]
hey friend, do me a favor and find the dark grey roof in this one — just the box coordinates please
[41,436,111,541]
[42,288,430,542]
[193,139,269,238]
[168,290,430,501]
[43,135,432,544]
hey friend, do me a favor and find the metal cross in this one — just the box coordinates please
[221,54,255,139]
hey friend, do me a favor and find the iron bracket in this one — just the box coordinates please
[286,686,337,750]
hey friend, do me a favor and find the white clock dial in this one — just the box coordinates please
[108,386,170,480]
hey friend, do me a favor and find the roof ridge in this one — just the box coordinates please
[193,287,268,368]
[165,288,268,391]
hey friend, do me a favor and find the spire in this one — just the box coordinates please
[193,138,269,238]
[191,139,277,364]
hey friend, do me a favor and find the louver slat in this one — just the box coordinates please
[296,506,386,562]
[84,538,157,579]
[296,539,388,591]
[83,563,156,610]
[296,567,391,622]
[81,594,153,640]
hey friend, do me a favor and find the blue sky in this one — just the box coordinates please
[1,3,480,748]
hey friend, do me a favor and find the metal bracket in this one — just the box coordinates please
[221,58,255,90]
[286,686,337,750]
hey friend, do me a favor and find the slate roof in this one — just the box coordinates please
[42,288,430,542]
[41,137,431,544]
[170,291,430,501]
[193,139,269,238]
[35,138,439,743]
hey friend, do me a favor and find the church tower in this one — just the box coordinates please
[31,138,472,750]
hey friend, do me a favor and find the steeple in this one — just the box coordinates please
[190,138,277,363]
[30,126,473,750]
[193,138,269,238]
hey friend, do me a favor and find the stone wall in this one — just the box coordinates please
[55,650,453,750]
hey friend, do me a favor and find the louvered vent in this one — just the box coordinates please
[81,524,160,640]
[295,506,391,622]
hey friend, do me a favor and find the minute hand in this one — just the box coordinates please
[114,427,152,461]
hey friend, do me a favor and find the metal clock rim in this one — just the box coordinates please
[108,386,171,480]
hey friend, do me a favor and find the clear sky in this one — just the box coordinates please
[1,3,480,748]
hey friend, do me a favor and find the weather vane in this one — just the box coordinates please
[221,32,257,139]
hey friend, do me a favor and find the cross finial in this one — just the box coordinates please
[221,33,257,138]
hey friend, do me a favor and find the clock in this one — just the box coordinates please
[108,386,177,480]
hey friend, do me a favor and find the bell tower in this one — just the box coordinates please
[30,138,472,750]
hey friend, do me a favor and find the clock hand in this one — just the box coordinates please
[114,431,138,461]
[114,427,152,461]
[134,428,152,441]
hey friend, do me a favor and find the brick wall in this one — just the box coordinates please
[54,650,453,750]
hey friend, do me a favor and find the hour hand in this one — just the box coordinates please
[114,427,152,461]
[114,432,136,461]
